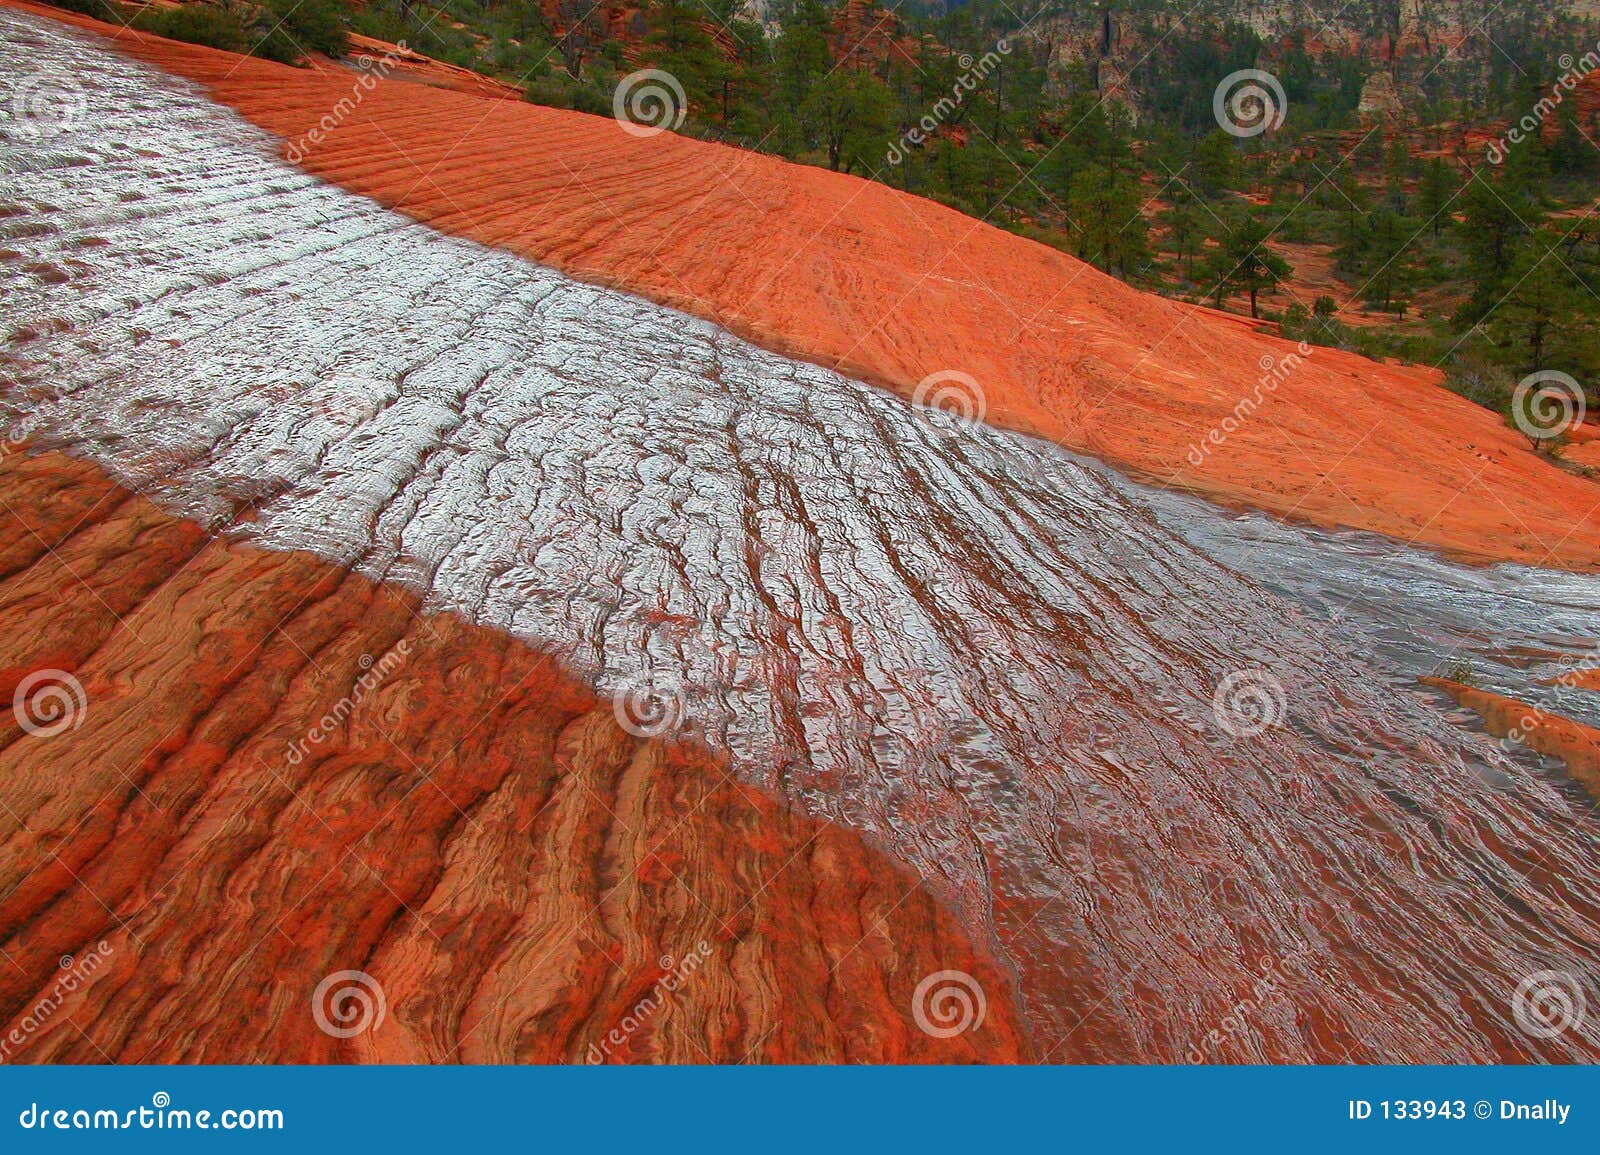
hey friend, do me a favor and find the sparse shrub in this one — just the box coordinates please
[1442,354,1515,416]
[1281,301,1309,337]
[42,0,125,20]
[253,0,349,64]
[130,3,249,53]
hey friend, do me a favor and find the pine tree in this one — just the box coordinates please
[1204,218,1291,318]
[1067,163,1150,277]
[800,70,894,175]
[1485,233,1593,372]
[1417,157,1455,238]
[1361,209,1417,315]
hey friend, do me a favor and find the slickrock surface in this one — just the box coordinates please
[8,7,1600,1062]
[330,33,526,100]
[10,0,1598,570]
[0,452,1028,1063]
[1423,676,1600,801]
[9,7,1600,1064]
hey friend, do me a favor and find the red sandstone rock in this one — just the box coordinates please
[0,452,1028,1063]
[14,0,1597,571]
[1421,676,1600,798]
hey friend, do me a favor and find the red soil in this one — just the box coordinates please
[0,451,1028,1062]
[15,0,1600,570]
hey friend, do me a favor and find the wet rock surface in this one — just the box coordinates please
[4,9,1600,1061]
[0,452,1030,1063]
[17,0,1598,571]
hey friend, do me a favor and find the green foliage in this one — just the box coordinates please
[40,0,124,21]
[1452,167,1544,327]
[1357,209,1417,315]
[1203,217,1292,318]
[1483,231,1596,373]
[125,0,347,64]
[130,2,249,53]
[800,69,894,174]
[1417,157,1455,237]
[1066,162,1149,276]
[1442,354,1516,416]
[645,0,729,116]
[253,0,350,63]
[1190,132,1237,198]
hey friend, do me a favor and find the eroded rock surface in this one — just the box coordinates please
[13,0,1596,569]
[0,452,1029,1063]
[5,10,1600,1063]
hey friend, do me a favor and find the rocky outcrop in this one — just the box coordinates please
[336,32,524,99]
[0,451,1029,1063]
[1357,69,1404,119]
[829,0,919,69]
[32,0,1595,570]
[9,5,1600,1066]
[1422,676,1600,799]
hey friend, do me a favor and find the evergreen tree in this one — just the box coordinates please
[644,0,728,117]
[1360,209,1417,315]
[1066,163,1150,277]
[800,69,894,175]
[1453,170,1542,325]
[1204,218,1291,317]
[1485,232,1593,372]
[1417,157,1455,238]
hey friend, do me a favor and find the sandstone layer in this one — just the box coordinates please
[0,451,1028,1063]
[13,0,1599,570]
[1422,676,1600,800]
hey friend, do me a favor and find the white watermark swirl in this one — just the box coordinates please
[1213,69,1286,138]
[13,669,87,738]
[612,676,686,738]
[1511,370,1586,443]
[1513,970,1587,1039]
[911,969,987,1038]
[311,970,387,1039]
[1211,669,1286,738]
[613,70,687,138]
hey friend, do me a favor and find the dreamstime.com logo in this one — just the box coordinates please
[1511,370,1587,444]
[1187,948,1312,1062]
[0,942,114,1063]
[1486,43,1600,164]
[1512,970,1587,1040]
[285,642,410,765]
[911,969,987,1039]
[1213,69,1287,138]
[5,73,87,139]
[12,668,87,738]
[586,942,713,1063]
[613,69,686,138]
[1186,344,1313,467]
[1211,668,1287,738]
[885,39,1012,165]
[17,1092,283,1131]
[312,970,387,1039]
